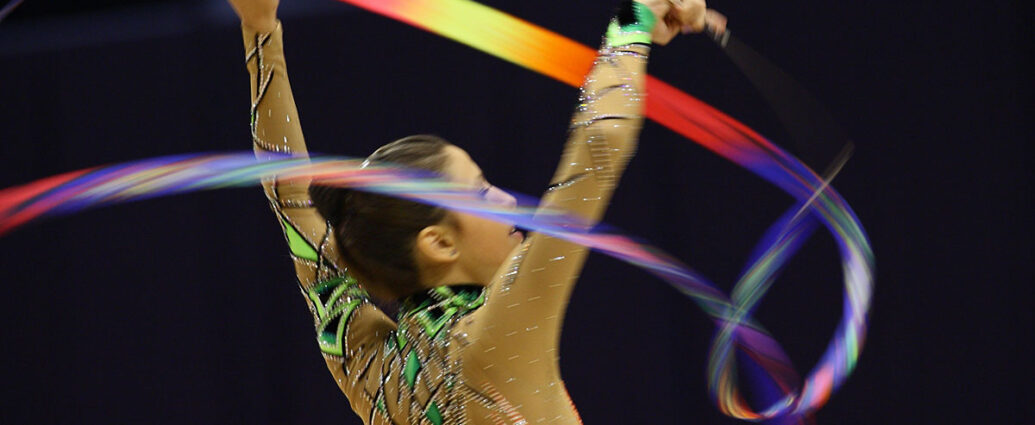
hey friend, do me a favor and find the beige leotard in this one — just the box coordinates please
[242,19,648,425]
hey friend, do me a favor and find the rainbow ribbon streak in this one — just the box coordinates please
[338,0,873,420]
[0,0,874,421]
[1,152,866,421]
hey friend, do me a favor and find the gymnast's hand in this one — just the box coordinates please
[227,0,280,33]
[635,0,726,45]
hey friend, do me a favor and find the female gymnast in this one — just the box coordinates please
[227,0,725,423]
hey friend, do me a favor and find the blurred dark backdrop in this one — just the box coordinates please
[0,0,1030,423]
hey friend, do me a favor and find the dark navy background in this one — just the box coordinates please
[0,0,1029,423]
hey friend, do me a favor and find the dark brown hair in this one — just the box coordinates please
[310,135,453,300]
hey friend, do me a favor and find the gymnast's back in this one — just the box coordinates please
[228,0,701,422]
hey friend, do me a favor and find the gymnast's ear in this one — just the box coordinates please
[415,223,459,265]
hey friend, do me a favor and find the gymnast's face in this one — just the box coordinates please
[421,145,521,286]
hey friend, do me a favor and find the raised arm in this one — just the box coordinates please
[460,0,715,406]
[230,0,396,413]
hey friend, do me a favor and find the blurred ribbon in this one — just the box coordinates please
[0,146,866,423]
[333,0,873,420]
[0,0,873,421]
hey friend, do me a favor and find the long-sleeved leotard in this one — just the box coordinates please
[243,11,650,425]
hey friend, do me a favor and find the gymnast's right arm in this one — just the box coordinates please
[228,0,396,414]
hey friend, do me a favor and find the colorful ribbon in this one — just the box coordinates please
[341,0,874,420]
[336,0,873,420]
[0,0,874,421]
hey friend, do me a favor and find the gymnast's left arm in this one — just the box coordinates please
[458,0,719,394]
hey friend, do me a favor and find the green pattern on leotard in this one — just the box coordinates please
[281,218,319,261]
[426,401,444,425]
[404,350,421,388]
[307,276,365,356]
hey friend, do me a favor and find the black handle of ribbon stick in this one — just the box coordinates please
[703,24,731,47]
[700,22,853,173]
